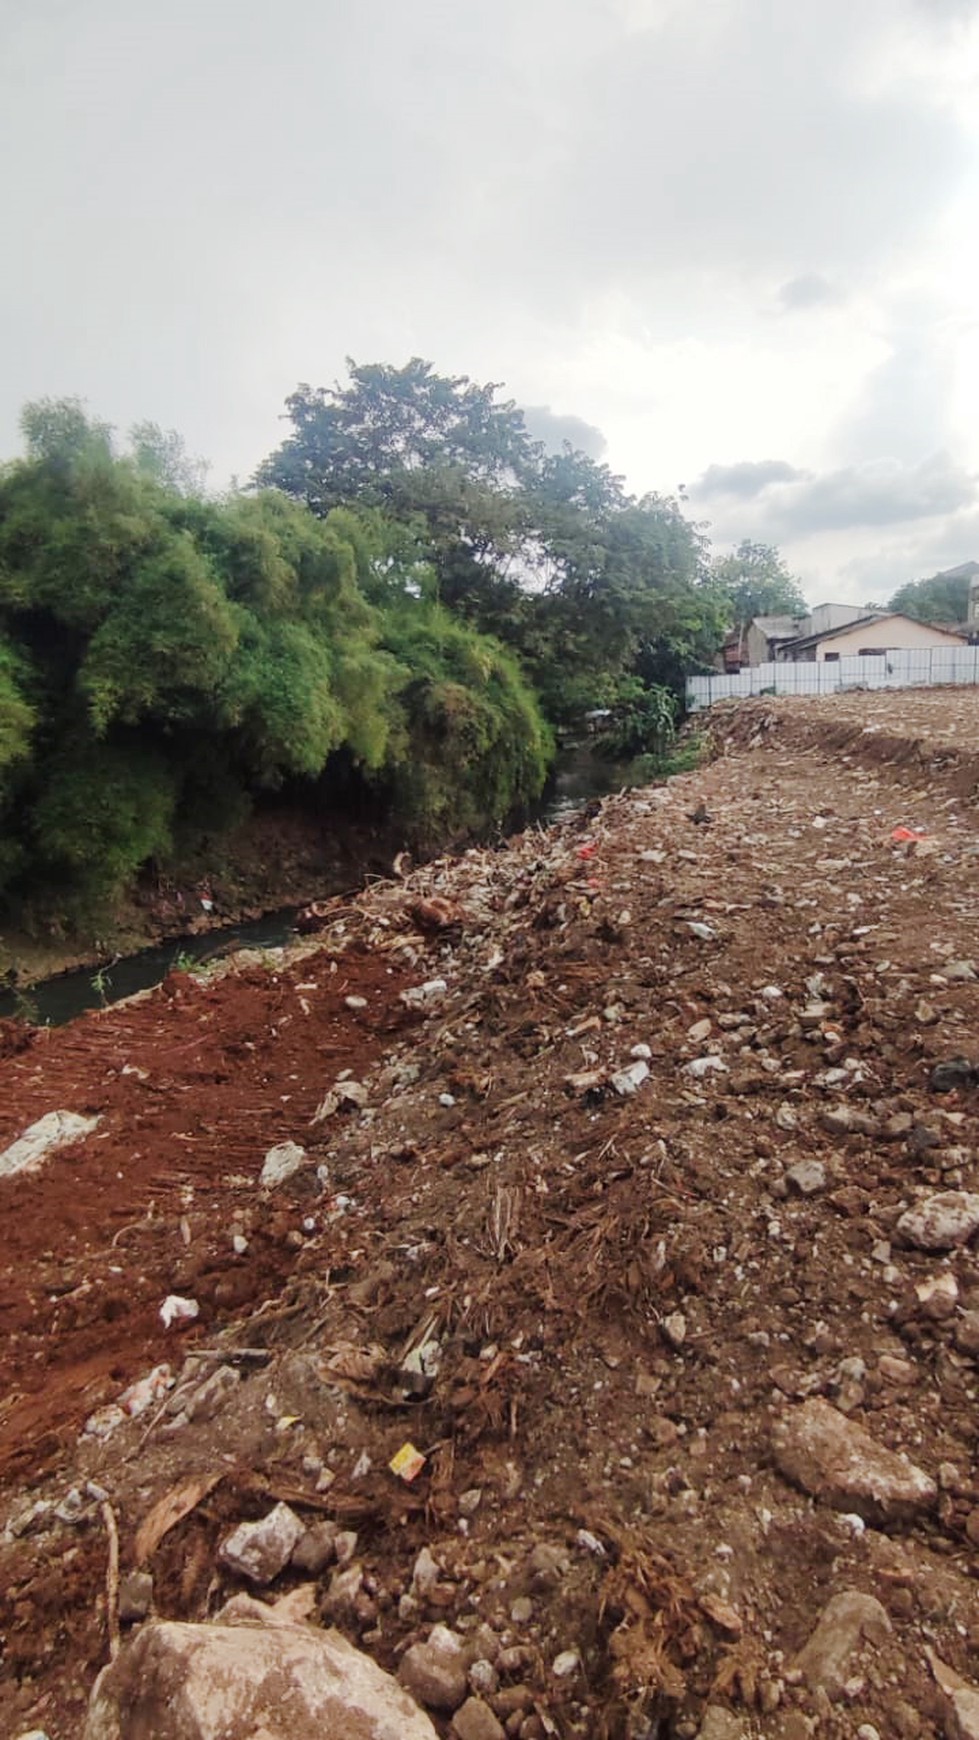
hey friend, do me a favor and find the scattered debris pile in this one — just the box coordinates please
[5,690,979,1739]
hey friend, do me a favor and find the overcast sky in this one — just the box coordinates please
[4,0,979,603]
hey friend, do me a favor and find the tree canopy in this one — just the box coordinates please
[0,400,551,915]
[0,364,760,929]
[888,566,975,625]
[710,540,808,627]
[260,358,727,728]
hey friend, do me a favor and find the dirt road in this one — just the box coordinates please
[5,690,979,1739]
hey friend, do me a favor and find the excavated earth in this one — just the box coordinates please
[5,688,979,1739]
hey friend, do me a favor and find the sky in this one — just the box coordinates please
[3,0,979,605]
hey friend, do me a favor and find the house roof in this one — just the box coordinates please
[780,611,965,654]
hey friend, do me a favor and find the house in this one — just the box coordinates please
[735,603,866,668]
[775,612,966,664]
[741,614,805,667]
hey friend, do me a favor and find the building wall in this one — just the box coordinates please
[810,616,964,662]
[744,622,773,667]
[807,603,867,637]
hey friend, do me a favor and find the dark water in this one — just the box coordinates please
[0,746,648,1028]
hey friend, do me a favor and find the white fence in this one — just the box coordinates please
[686,644,979,712]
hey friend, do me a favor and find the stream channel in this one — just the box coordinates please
[0,746,645,1028]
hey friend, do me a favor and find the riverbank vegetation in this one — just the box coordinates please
[0,363,776,930]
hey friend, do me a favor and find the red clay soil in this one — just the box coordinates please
[0,947,416,1484]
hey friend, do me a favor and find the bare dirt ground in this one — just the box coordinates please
[5,688,979,1739]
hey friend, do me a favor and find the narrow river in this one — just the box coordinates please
[0,746,644,1027]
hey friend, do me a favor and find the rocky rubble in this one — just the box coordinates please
[6,691,979,1737]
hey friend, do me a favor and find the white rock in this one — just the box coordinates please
[785,1160,827,1197]
[260,1140,307,1188]
[793,1591,891,1700]
[683,1055,728,1079]
[773,1399,936,1522]
[401,979,448,1009]
[82,1612,438,1739]
[552,1649,580,1677]
[896,1191,979,1252]
[611,1060,649,1096]
[915,1271,959,1319]
[219,1504,303,1585]
[0,1110,101,1180]
[399,1624,469,1711]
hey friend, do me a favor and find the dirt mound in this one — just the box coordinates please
[5,694,979,1738]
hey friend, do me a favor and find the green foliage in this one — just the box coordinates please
[594,682,677,759]
[888,569,972,625]
[34,741,178,901]
[261,359,723,727]
[380,606,553,834]
[0,396,556,923]
[711,539,807,627]
[130,421,209,495]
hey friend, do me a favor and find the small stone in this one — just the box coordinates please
[930,1055,978,1090]
[259,1140,307,1188]
[452,1698,506,1740]
[661,1311,687,1350]
[117,1570,153,1623]
[509,1597,533,1625]
[413,1546,441,1594]
[879,1355,916,1385]
[333,1529,358,1568]
[793,1591,891,1701]
[957,1311,979,1355]
[469,1659,499,1697]
[344,995,368,1009]
[219,1503,303,1584]
[882,1113,914,1141]
[459,1489,483,1517]
[821,1106,855,1136]
[493,1686,533,1717]
[698,1709,750,1739]
[612,1060,649,1096]
[291,1520,338,1575]
[896,1191,979,1251]
[772,1398,937,1522]
[185,1363,239,1423]
[551,1649,580,1677]
[915,1271,959,1320]
[785,1160,827,1197]
[322,1562,364,1621]
[399,1624,470,1711]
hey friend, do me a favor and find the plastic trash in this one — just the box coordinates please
[389,1442,427,1483]
[160,1295,200,1329]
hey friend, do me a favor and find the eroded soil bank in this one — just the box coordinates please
[5,689,979,1739]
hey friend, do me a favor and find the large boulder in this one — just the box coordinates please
[83,1611,438,1740]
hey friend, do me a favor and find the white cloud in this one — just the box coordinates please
[1,0,979,596]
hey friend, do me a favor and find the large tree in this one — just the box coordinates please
[711,539,807,628]
[260,359,723,722]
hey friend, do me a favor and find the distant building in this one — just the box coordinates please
[733,603,870,669]
[775,611,965,663]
